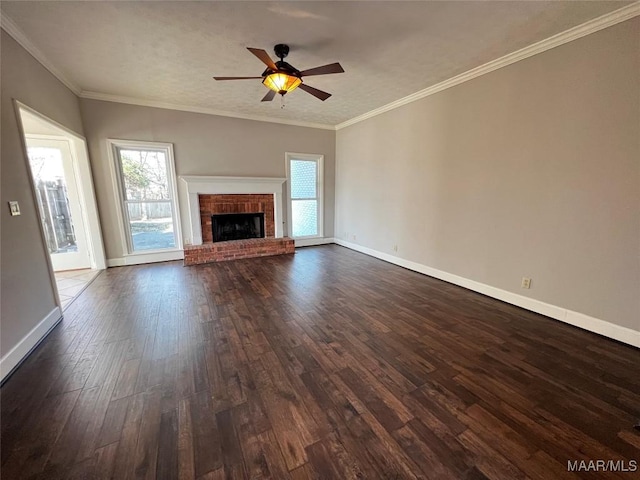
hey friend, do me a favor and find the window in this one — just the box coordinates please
[109,140,182,254]
[286,153,323,238]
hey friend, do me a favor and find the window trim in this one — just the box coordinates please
[285,152,324,239]
[107,139,183,256]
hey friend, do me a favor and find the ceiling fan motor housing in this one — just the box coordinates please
[274,44,290,60]
[271,45,301,78]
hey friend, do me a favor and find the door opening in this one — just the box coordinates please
[26,137,91,271]
[16,103,106,310]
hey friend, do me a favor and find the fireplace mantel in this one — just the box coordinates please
[180,176,286,245]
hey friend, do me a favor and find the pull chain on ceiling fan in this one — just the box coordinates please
[213,44,344,102]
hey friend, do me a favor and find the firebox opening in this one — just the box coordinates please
[211,213,265,242]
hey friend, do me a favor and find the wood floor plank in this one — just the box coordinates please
[0,389,81,479]
[457,429,526,480]
[392,422,458,479]
[93,441,120,480]
[177,398,196,480]
[255,428,293,480]
[1,245,638,479]
[96,395,131,448]
[251,359,308,471]
[230,403,265,479]
[190,390,223,478]
[1,357,71,464]
[111,392,146,480]
[305,432,367,480]
[111,358,141,401]
[132,387,163,480]
[406,417,477,478]
[216,408,245,475]
[157,408,179,480]
[45,386,102,470]
[337,367,407,432]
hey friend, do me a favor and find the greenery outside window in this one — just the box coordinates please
[109,140,182,254]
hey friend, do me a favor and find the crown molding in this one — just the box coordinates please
[1,13,81,95]
[336,2,640,130]
[1,11,333,130]
[79,91,336,130]
[3,2,637,132]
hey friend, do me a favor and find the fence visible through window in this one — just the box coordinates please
[28,146,78,254]
[112,143,181,253]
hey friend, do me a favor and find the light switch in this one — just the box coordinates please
[8,201,21,216]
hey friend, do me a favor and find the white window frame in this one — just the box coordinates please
[107,139,183,256]
[285,152,324,239]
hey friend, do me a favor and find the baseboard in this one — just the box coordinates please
[334,239,640,348]
[295,237,335,248]
[0,306,63,382]
[107,249,184,267]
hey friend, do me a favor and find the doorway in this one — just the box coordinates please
[26,137,91,271]
[17,103,106,310]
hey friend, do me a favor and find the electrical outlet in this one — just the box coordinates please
[521,277,531,289]
[393,244,398,252]
[8,201,20,216]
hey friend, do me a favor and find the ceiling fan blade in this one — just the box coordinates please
[213,76,263,80]
[298,83,332,101]
[261,90,276,102]
[299,62,344,77]
[247,48,278,71]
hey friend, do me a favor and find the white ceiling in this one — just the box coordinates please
[1,1,633,127]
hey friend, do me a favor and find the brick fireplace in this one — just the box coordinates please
[199,194,275,243]
[181,176,294,265]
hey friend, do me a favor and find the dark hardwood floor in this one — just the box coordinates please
[2,245,639,479]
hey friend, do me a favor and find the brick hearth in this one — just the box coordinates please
[184,237,294,266]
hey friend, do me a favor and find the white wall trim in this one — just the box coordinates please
[295,237,335,248]
[80,92,335,131]
[107,249,184,267]
[0,17,81,95]
[0,307,62,382]
[180,175,287,245]
[71,134,107,270]
[334,240,640,349]
[335,2,640,130]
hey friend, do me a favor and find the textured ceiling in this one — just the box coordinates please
[1,1,632,127]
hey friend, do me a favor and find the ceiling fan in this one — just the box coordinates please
[213,44,344,102]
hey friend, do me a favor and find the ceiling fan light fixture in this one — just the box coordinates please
[263,72,301,95]
[214,45,342,102]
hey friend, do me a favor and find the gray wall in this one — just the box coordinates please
[2,16,638,365]
[0,30,85,356]
[335,18,639,332]
[79,99,336,260]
